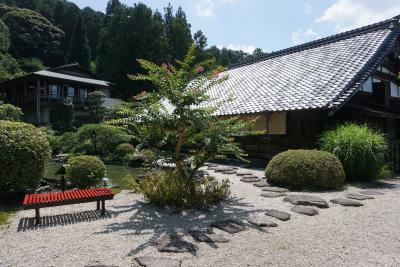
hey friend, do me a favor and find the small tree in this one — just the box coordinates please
[0,103,23,121]
[85,90,106,123]
[107,44,251,184]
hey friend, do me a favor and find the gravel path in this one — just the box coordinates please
[1,165,400,267]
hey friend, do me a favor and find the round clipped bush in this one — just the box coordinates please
[319,123,388,181]
[0,120,51,193]
[113,143,134,160]
[67,155,106,188]
[265,149,345,191]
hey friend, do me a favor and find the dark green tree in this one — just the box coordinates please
[66,14,91,68]
[0,18,9,53]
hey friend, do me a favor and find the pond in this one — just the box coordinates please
[44,161,143,189]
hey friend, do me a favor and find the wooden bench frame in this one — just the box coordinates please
[23,188,114,225]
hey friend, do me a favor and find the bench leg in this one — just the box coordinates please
[101,200,105,216]
[35,208,40,225]
[96,201,100,210]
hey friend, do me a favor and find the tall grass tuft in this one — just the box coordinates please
[319,123,388,181]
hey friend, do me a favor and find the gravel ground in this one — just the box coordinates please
[1,165,400,267]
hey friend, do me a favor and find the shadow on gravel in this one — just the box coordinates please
[17,210,113,232]
[93,196,267,256]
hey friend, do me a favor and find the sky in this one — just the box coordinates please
[69,0,400,54]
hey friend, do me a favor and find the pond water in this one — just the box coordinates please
[44,161,143,189]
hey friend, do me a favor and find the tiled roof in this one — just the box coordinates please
[208,16,400,116]
[34,70,110,87]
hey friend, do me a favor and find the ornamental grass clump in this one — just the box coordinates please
[319,123,388,181]
[265,149,345,191]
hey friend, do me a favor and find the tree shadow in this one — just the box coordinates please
[17,210,113,232]
[94,196,268,256]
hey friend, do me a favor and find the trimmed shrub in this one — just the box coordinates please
[139,170,230,209]
[67,155,106,188]
[319,123,388,181]
[0,103,23,121]
[0,120,51,192]
[113,143,134,161]
[265,149,345,191]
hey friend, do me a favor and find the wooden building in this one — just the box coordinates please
[209,16,400,170]
[0,63,119,124]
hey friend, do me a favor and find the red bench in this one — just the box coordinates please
[23,188,114,225]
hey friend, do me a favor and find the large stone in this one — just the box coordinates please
[291,206,319,216]
[135,256,182,267]
[330,198,363,207]
[211,219,246,234]
[155,235,196,253]
[222,170,237,174]
[283,195,329,208]
[213,167,234,173]
[188,229,229,243]
[253,181,269,187]
[236,171,253,176]
[262,186,289,193]
[359,190,385,196]
[265,209,291,221]
[247,214,278,227]
[345,193,374,200]
[260,192,286,198]
[241,177,261,183]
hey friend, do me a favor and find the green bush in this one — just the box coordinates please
[0,120,51,192]
[0,103,23,121]
[319,123,388,181]
[67,155,106,188]
[113,143,134,161]
[139,170,230,209]
[265,149,345,191]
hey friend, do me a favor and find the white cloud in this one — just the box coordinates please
[217,44,256,54]
[195,0,214,17]
[291,28,319,45]
[303,2,312,14]
[316,0,400,32]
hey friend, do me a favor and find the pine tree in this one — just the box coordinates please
[66,14,91,68]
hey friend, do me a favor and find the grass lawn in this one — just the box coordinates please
[0,207,17,226]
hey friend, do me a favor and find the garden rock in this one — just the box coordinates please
[236,171,253,176]
[188,229,229,243]
[155,235,196,253]
[262,186,288,193]
[291,206,319,216]
[135,256,182,267]
[330,198,363,207]
[211,219,246,234]
[240,177,261,183]
[212,167,233,172]
[265,209,291,221]
[35,185,53,193]
[283,195,329,208]
[222,170,237,174]
[359,190,385,196]
[260,192,286,198]
[345,193,374,200]
[253,181,269,187]
[247,214,278,227]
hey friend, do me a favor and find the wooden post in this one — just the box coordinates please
[36,79,41,125]
[35,208,40,225]
[101,200,105,216]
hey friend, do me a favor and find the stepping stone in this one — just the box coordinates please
[247,214,278,227]
[359,190,385,196]
[211,219,246,234]
[242,175,259,178]
[188,229,229,243]
[265,209,291,221]
[155,235,196,253]
[237,171,253,176]
[291,206,319,216]
[283,195,329,208]
[253,181,269,187]
[213,167,234,173]
[260,192,286,198]
[136,256,182,267]
[330,198,363,207]
[345,193,374,200]
[222,170,236,174]
[240,177,261,183]
[262,186,288,193]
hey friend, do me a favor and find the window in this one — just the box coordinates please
[79,88,88,101]
[49,84,59,99]
[361,76,373,93]
[67,86,75,97]
[390,81,400,98]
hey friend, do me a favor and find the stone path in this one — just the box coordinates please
[260,192,286,198]
[189,229,229,243]
[247,214,278,227]
[330,198,364,207]
[291,206,319,216]
[265,209,291,221]
[359,190,385,195]
[283,195,329,208]
[211,219,246,234]
[261,186,289,193]
[345,193,374,200]
[155,235,197,253]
